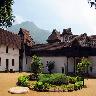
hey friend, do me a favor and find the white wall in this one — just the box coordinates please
[41,56,74,73]
[88,56,96,76]
[22,55,32,71]
[68,57,74,73]
[23,55,96,77]
[22,45,32,71]
[0,45,19,71]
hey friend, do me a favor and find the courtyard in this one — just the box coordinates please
[0,73,95,96]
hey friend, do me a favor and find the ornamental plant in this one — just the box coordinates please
[77,57,91,76]
[18,75,29,87]
[33,81,49,91]
[31,55,43,78]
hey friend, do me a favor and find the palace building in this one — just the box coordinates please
[0,28,21,72]
[1,27,96,76]
[31,28,96,76]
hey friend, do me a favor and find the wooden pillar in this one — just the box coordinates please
[67,57,68,74]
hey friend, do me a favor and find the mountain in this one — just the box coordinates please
[7,21,51,44]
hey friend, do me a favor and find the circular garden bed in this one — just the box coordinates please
[17,73,84,92]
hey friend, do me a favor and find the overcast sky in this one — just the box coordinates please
[13,0,96,35]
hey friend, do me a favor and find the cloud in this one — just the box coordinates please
[13,15,25,25]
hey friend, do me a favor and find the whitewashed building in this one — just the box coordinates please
[0,28,21,72]
[31,28,96,76]
[1,27,96,77]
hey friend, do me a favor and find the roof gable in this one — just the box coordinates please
[18,28,35,47]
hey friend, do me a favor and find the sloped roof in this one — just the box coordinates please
[47,29,61,43]
[32,32,96,52]
[31,42,69,51]
[68,33,92,47]
[0,28,21,49]
[18,28,35,47]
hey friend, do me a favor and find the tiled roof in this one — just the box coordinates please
[47,29,61,43]
[18,28,35,47]
[32,32,96,51]
[0,28,21,49]
[31,42,68,51]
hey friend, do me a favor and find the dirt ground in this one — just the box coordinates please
[0,73,96,96]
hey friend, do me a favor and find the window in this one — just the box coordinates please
[12,59,14,66]
[0,58,1,66]
[6,46,8,53]
[6,59,9,71]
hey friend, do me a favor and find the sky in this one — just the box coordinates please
[13,0,96,35]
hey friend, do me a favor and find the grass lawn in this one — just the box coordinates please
[0,73,96,96]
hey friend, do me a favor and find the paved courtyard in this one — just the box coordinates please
[0,73,96,96]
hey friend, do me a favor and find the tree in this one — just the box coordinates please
[31,55,43,78]
[77,57,91,76]
[88,0,96,9]
[0,0,14,28]
[46,61,55,74]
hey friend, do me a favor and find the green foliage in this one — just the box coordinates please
[61,85,67,92]
[33,73,84,92]
[68,76,83,84]
[74,81,83,90]
[38,73,68,85]
[66,84,74,91]
[18,75,29,87]
[77,57,91,75]
[0,0,14,28]
[31,55,43,78]
[68,76,77,84]
[46,61,55,74]
[33,81,49,91]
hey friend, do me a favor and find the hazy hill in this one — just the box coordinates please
[7,21,51,44]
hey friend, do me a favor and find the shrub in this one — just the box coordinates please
[74,81,83,90]
[77,57,91,75]
[31,55,43,78]
[76,76,84,81]
[68,76,83,84]
[66,84,74,92]
[50,73,68,85]
[33,81,50,91]
[68,76,77,84]
[28,82,36,89]
[61,85,67,92]
[38,74,50,81]
[18,75,29,87]
[38,73,68,85]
